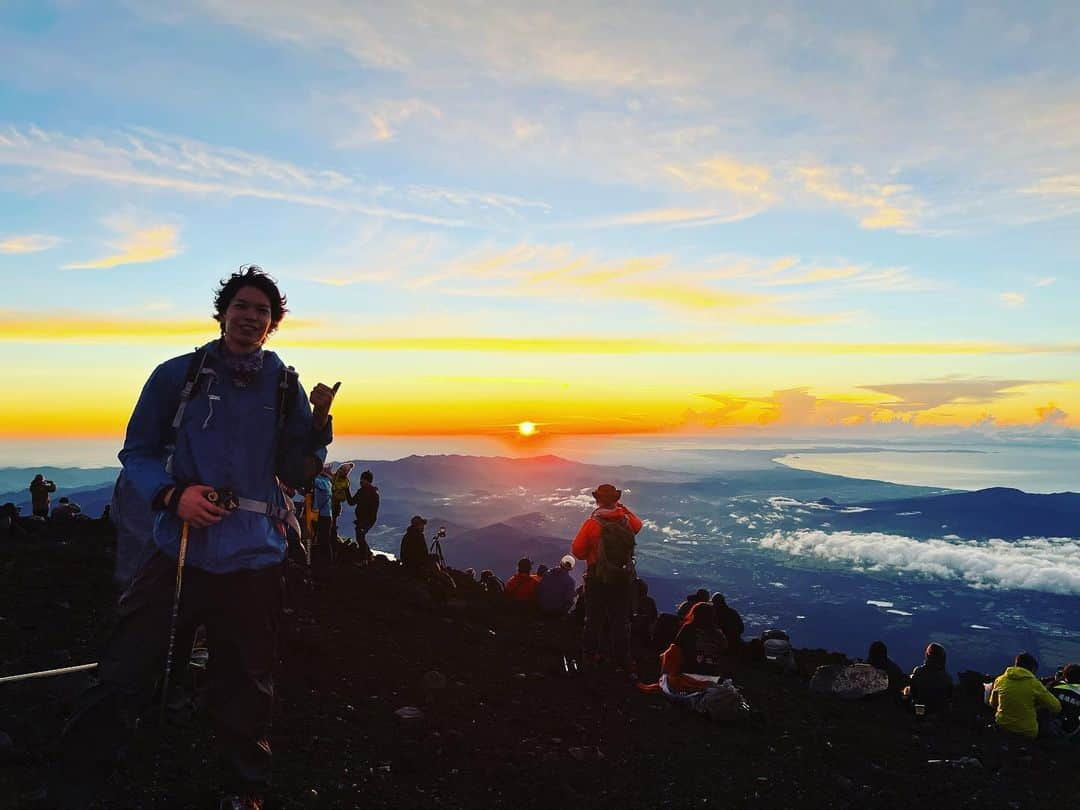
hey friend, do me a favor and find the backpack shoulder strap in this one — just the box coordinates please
[171,347,209,431]
[276,365,300,432]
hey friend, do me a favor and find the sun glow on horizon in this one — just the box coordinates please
[517,421,538,437]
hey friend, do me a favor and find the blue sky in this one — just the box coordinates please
[1,1,1078,439]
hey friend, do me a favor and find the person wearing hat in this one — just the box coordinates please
[570,483,643,672]
[400,515,430,575]
[537,555,578,616]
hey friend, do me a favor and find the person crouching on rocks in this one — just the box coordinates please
[990,651,1061,739]
[570,483,642,674]
[56,266,338,810]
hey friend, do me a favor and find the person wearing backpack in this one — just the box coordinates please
[54,266,338,810]
[570,483,642,675]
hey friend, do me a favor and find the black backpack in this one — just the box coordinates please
[594,516,636,584]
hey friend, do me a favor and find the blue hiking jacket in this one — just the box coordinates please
[313,474,332,517]
[119,339,332,573]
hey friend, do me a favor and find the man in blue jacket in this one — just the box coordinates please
[59,266,338,810]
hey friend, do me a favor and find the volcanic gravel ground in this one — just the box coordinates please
[0,531,1075,808]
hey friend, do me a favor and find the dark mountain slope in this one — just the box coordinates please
[0,530,1074,809]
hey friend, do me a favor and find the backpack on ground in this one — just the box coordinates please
[761,629,797,673]
[689,679,751,723]
[594,516,636,585]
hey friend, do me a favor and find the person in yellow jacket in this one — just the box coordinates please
[330,462,354,534]
[990,651,1061,738]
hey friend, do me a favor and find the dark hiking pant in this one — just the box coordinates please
[313,515,334,570]
[58,551,282,799]
[354,522,374,562]
[582,575,632,667]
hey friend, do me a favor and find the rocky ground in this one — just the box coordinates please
[0,526,1074,809]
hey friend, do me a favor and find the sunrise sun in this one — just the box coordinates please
[517,421,537,437]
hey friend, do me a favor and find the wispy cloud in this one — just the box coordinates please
[0,233,62,254]
[667,155,773,196]
[1000,291,1026,307]
[1034,277,1056,287]
[337,98,442,146]
[62,213,182,270]
[795,166,921,230]
[3,306,1078,356]
[0,125,540,226]
[584,206,762,228]
[762,265,862,287]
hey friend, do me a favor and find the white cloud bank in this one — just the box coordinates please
[758,530,1080,595]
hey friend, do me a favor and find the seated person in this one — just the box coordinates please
[676,588,710,619]
[1049,663,1080,740]
[478,569,504,596]
[536,555,577,616]
[638,602,728,694]
[907,642,954,715]
[989,652,1061,739]
[51,497,81,520]
[711,593,744,647]
[632,578,659,646]
[504,557,539,603]
[651,612,681,654]
[867,640,909,696]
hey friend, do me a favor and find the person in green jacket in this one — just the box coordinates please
[989,652,1061,738]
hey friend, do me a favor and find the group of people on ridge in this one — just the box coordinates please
[866,640,1079,741]
[27,266,1076,810]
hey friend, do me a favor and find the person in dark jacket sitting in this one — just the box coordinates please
[536,555,577,616]
[632,578,659,646]
[907,642,954,715]
[479,569,504,596]
[676,588,710,619]
[867,640,909,696]
[400,515,430,575]
[711,593,744,647]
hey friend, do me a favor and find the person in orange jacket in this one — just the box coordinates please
[990,651,1061,738]
[504,557,540,604]
[570,483,643,672]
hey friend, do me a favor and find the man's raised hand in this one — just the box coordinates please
[310,381,341,430]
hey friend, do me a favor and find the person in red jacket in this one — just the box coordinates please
[504,557,540,603]
[570,483,643,673]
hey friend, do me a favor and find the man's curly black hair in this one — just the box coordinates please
[213,265,288,336]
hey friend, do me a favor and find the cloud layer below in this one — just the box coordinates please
[758,530,1080,595]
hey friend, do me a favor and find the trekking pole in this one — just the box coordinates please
[160,520,190,725]
[0,662,99,685]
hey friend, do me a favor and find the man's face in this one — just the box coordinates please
[223,285,273,351]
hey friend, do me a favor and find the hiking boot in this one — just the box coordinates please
[220,794,264,810]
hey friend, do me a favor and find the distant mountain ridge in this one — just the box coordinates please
[841,486,1080,539]
[340,453,691,494]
